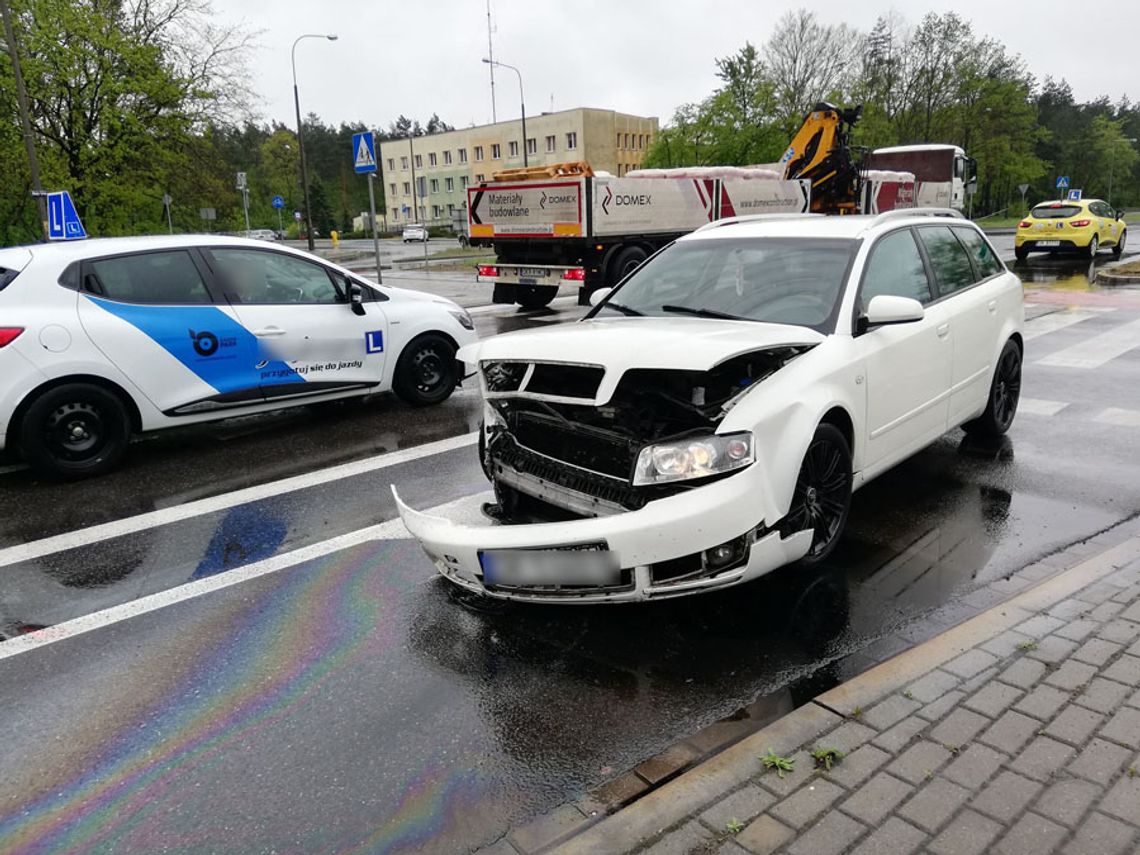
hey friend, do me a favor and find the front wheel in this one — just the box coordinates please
[1112,230,1126,259]
[779,423,852,566]
[393,334,458,407]
[19,383,131,479]
[964,339,1021,437]
[1086,235,1099,259]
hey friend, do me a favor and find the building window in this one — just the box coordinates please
[430,178,439,192]
[617,133,622,149]
[447,203,455,214]
[474,145,484,161]
[491,143,501,159]
[624,133,630,149]
[445,177,454,192]
[508,141,518,157]
[566,132,577,150]
[429,152,437,167]
[460,176,468,189]
[402,181,410,195]
[391,208,398,220]
[526,138,537,155]
[389,183,396,195]
[387,158,395,171]
[639,134,645,149]
[414,154,422,169]
[401,156,408,169]
[476,173,485,183]
[545,135,556,153]
[458,148,468,163]
[417,177,426,197]
[443,150,453,165]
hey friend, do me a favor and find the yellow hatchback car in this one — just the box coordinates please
[1015,198,1127,261]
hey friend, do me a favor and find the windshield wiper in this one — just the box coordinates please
[661,305,754,322]
[599,301,643,316]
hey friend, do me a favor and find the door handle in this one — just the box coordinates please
[253,327,286,337]
[936,323,950,338]
[987,300,997,313]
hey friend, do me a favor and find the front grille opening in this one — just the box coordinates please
[483,361,528,392]
[526,364,604,398]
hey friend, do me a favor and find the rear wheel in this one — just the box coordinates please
[1112,230,1126,259]
[19,383,131,479]
[1086,234,1099,258]
[607,245,648,287]
[393,334,457,407]
[964,339,1021,437]
[780,424,852,566]
[515,285,557,310]
[1014,245,1029,262]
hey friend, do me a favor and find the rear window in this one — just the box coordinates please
[1031,204,1082,219]
[0,268,18,293]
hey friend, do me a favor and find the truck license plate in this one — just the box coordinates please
[479,546,619,587]
[518,267,547,277]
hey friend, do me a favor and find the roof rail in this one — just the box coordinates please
[869,207,964,226]
[694,213,822,233]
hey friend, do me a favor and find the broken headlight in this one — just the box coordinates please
[632,432,754,486]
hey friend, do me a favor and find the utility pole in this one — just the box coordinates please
[367,173,382,283]
[292,33,338,251]
[0,0,46,240]
[486,0,496,123]
[483,59,527,167]
[408,136,429,268]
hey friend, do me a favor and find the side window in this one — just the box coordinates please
[917,226,976,296]
[208,249,341,305]
[85,250,212,304]
[860,230,933,307]
[953,228,1003,280]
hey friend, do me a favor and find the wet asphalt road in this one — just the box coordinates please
[1,251,1139,853]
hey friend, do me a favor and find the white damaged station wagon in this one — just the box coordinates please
[396,210,1024,602]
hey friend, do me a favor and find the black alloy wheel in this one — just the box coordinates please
[964,339,1022,437]
[393,334,457,407]
[781,423,852,565]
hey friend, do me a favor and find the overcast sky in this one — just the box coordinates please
[237,0,1139,131]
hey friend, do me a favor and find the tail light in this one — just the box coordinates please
[1018,220,1031,228]
[561,267,586,281]
[1070,219,1091,228]
[0,327,24,348]
[477,265,499,277]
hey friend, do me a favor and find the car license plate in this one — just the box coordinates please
[479,545,619,587]
[1037,240,1060,247]
[517,267,547,278]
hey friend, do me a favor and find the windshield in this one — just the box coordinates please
[1031,204,1082,219]
[591,238,857,332]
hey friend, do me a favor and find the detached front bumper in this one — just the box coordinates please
[393,466,812,603]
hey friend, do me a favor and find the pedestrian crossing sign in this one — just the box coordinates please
[353,132,377,174]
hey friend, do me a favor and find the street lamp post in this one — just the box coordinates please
[483,58,526,167]
[292,33,337,251]
[1107,137,1138,207]
[0,0,46,240]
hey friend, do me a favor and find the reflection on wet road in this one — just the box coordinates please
[1,254,1139,853]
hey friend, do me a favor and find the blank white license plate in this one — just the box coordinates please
[517,267,549,277]
[1037,240,1060,247]
[479,547,619,587]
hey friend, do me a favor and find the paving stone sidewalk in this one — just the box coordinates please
[539,530,1140,855]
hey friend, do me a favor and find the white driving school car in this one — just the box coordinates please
[0,235,476,478]
[396,210,1024,603]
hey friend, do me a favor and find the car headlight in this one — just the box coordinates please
[449,309,475,331]
[633,432,754,486]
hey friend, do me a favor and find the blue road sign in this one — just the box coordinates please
[353,131,377,174]
[1067,188,1083,201]
[271,195,285,209]
[1056,175,1070,190]
[46,191,86,241]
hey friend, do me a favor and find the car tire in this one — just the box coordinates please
[19,383,131,479]
[515,285,557,310]
[607,245,648,287]
[780,423,852,566]
[1112,230,1126,259]
[1014,245,1029,262]
[1086,235,1099,258]
[963,338,1022,438]
[393,333,458,407]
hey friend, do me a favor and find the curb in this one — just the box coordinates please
[539,532,1140,854]
[1095,270,1140,286]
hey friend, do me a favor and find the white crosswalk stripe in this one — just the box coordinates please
[1017,398,1069,416]
[1035,316,1140,370]
[1094,408,1140,428]
[1022,308,1112,341]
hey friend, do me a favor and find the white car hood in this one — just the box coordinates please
[459,317,823,374]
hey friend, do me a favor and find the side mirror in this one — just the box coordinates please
[348,281,366,316]
[588,287,612,307]
[865,295,924,327]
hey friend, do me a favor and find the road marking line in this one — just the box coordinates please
[1035,316,1140,369]
[1093,408,1140,428]
[0,493,487,661]
[1022,309,1109,341]
[0,432,478,570]
[1018,398,1069,416]
[0,463,28,476]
